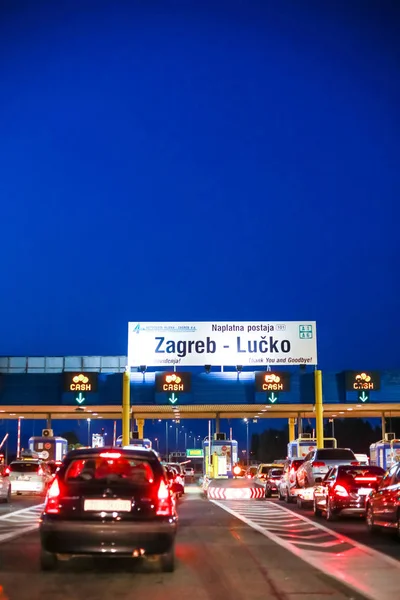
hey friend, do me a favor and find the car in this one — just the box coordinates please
[313,465,385,521]
[39,447,178,571]
[296,448,358,489]
[264,468,284,497]
[277,459,304,502]
[366,462,400,536]
[166,463,185,494]
[0,466,11,503]
[184,467,194,480]
[245,465,258,479]
[8,459,53,495]
[254,463,285,489]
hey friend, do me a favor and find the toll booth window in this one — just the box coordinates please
[64,457,155,484]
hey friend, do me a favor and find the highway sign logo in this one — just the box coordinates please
[155,372,191,393]
[299,324,313,339]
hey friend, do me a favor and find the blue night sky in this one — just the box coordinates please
[1,0,399,451]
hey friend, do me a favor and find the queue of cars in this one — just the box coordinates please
[245,448,400,538]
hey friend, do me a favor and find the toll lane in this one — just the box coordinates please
[0,488,364,600]
[270,498,400,562]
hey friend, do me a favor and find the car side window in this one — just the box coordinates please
[379,467,397,489]
[326,468,336,481]
[393,465,400,484]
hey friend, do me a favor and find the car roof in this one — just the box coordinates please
[64,446,158,461]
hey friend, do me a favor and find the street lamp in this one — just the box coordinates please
[154,437,159,452]
[243,418,249,466]
[87,418,91,446]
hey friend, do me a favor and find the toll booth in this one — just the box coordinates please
[370,433,400,470]
[287,434,337,459]
[202,435,238,478]
[28,436,68,462]
[116,435,152,449]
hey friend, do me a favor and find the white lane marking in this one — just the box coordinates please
[0,504,43,521]
[212,499,400,600]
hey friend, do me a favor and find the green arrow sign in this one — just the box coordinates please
[359,391,369,403]
[268,392,279,404]
[76,392,85,405]
[169,393,179,405]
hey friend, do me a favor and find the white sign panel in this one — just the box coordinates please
[127,321,317,367]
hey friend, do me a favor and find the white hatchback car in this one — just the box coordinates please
[8,460,52,496]
[296,448,358,489]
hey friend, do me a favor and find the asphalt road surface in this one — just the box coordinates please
[0,488,368,600]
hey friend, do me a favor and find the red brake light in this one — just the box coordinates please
[99,452,121,459]
[350,461,360,466]
[334,484,349,497]
[45,478,61,514]
[354,476,377,482]
[156,479,172,516]
[4,467,10,475]
[312,461,326,468]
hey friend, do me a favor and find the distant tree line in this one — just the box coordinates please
[250,418,400,463]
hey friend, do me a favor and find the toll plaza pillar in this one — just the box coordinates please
[288,418,296,443]
[122,369,131,447]
[215,413,220,434]
[381,413,386,439]
[47,414,52,430]
[297,413,303,436]
[136,419,144,440]
[314,370,324,449]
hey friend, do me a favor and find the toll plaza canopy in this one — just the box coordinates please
[0,356,400,420]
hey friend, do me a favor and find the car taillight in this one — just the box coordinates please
[312,461,326,468]
[37,467,44,476]
[354,476,377,482]
[334,484,349,497]
[350,461,360,466]
[100,452,121,459]
[156,479,172,516]
[4,467,10,475]
[44,478,61,514]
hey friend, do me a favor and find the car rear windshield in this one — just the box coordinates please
[270,469,283,477]
[316,449,355,460]
[338,466,385,482]
[260,466,273,474]
[9,462,41,473]
[64,455,158,484]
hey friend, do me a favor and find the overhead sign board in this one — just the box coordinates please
[255,371,291,392]
[186,448,204,458]
[128,321,317,367]
[155,372,191,393]
[63,372,98,393]
[345,371,381,391]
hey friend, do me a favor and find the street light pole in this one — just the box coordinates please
[165,421,169,460]
[87,418,91,446]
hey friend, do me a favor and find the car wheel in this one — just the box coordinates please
[326,499,337,522]
[285,488,292,504]
[159,546,175,573]
[297,496,303,509]
[5,486,11,503]
[265,486,271,498]
[396,513,400,540]
[278,488,284,501]
[366,505,377,533]
[313,497,322,517]
[40,549,58,571]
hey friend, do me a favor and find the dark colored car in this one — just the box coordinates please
[265,468,284,498]
[313,465,385,521]
[39,447,178,571]
[366,462,400,536]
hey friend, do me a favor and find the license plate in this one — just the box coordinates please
[84,499,132,512]
[357,488,372,496]
[17,476,29,481]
